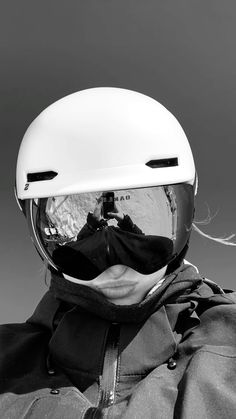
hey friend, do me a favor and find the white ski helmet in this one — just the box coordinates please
[16,87,196,280]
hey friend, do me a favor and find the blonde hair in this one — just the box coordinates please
[193,204,236,246]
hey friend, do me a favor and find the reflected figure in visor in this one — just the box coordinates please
[77,193,145,239]
[2,87,236,419]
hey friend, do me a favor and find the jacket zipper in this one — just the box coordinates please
[98,323,120,408]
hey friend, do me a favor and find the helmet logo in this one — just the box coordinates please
[114,195,130,201]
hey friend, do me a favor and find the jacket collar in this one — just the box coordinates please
[47,264,204,323]
[28,263,225,329]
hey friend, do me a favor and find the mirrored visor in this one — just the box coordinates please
[26,184,194,280]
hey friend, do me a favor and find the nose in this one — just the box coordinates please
[108,265,128,277]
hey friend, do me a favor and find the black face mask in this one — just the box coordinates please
[52,226,174,280]
[25,184,194,280]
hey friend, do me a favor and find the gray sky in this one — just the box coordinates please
[1,0,236,323]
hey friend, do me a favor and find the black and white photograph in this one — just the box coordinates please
[1,1,236,418]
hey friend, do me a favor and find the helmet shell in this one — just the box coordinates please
[16,87,195,199]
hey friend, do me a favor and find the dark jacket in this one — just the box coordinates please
[0,265,236,418]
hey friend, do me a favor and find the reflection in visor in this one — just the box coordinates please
[27,185,194,280]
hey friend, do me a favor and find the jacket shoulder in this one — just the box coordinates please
[0,321,51,380]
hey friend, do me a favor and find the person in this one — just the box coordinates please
[1,87,236,418]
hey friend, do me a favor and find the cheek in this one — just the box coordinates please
[135,266,167,295]
[134,279,154,298]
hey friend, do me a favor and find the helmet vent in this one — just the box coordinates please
[27,171,58,182]
[146,158,178,168]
